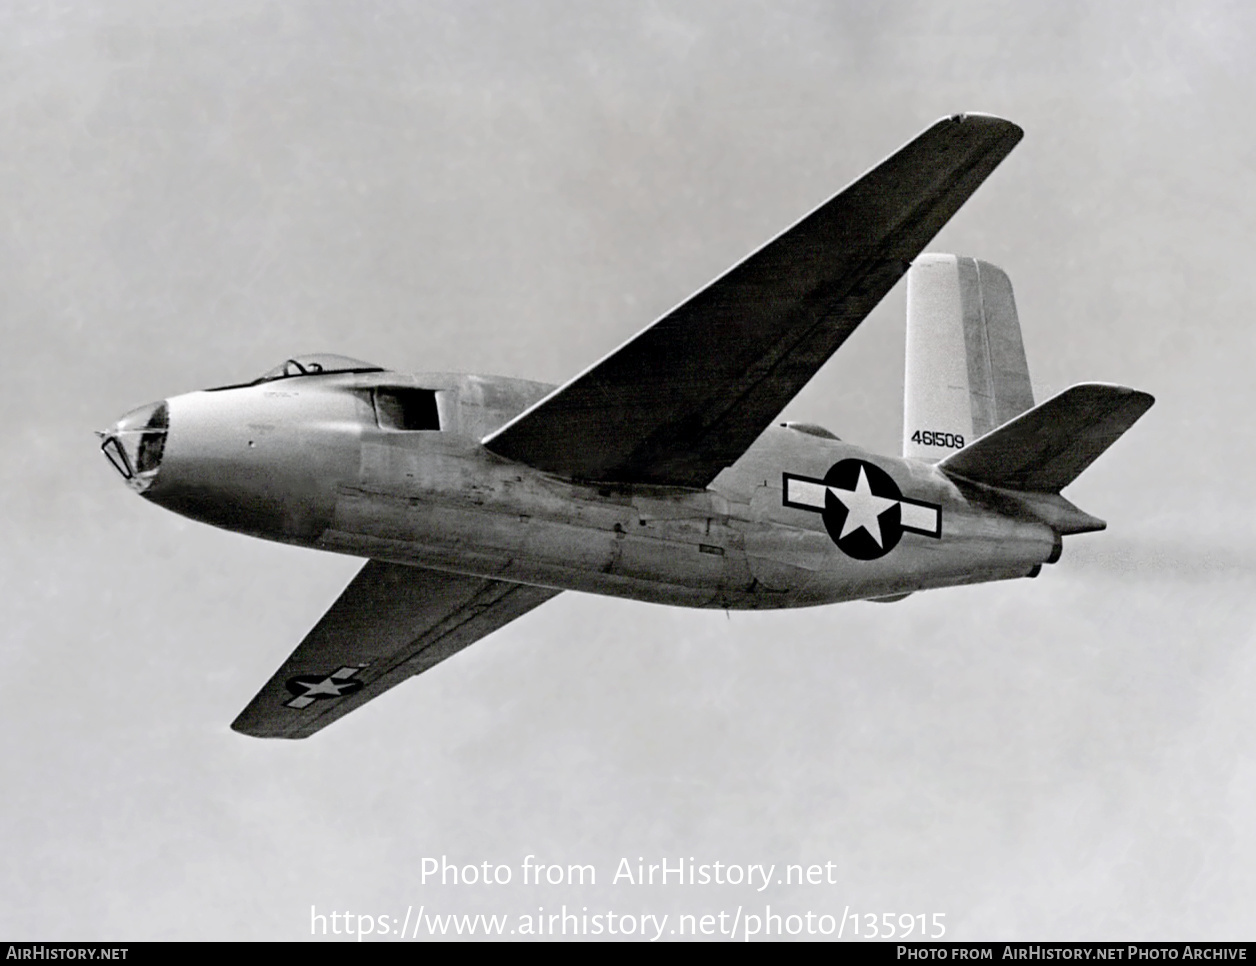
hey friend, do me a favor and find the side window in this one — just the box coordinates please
[374,388,441,431]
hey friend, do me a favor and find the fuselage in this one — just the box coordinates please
[103,368,1058,610]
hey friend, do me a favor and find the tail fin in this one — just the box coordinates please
[903,254,1035,460]
[937,383,1154,492]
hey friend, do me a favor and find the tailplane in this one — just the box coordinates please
[937,383,1154,493]
[903,254,1034,460]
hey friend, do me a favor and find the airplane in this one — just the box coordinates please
[98,114,1153,739]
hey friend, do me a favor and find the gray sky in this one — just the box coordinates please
[3,0,1255,941]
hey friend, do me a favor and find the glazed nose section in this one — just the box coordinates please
[99,400,168,493]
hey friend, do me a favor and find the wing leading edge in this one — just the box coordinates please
[232,561,560,739]
[484,113,1023,488]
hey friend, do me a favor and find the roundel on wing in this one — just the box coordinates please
[285,673,364,701]
[821,459,906,560]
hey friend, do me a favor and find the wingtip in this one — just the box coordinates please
[229,714,301,739]
[946,112,1024,141]
[229,723,305,740]
[1067,382,1156,413]
[229,717,258,738]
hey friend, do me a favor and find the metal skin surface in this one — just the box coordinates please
[138,370,1055,612]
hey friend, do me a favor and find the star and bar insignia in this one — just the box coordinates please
[783,459,942,560]
[284,666,368,709]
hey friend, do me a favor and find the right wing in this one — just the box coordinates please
[485,114,1023,488]
[231,561,560,739]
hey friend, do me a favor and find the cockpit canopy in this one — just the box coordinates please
[255,354,384,382]
[207,354,385,392]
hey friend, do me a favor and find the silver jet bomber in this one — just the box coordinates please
[99,115,1153,738]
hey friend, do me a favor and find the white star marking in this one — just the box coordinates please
[285,665,367,709]
[830,466,898,547]
[298,676,356,698]
[783,467,942,544]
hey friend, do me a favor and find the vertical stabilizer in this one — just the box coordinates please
[903,254,1034,460]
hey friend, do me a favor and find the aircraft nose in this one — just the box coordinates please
[99,400,168,493]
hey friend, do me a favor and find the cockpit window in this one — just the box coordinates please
[205,354,385,392]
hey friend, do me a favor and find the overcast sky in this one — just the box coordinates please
[3,0,1255,941]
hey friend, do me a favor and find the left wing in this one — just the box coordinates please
[484,113,1023,488]
[231,561,560,739]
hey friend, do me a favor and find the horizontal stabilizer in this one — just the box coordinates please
[937,383,1154,492]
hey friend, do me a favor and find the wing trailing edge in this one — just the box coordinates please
[484,114,1024,488]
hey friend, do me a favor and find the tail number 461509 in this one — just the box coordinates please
[910,430,964,449]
